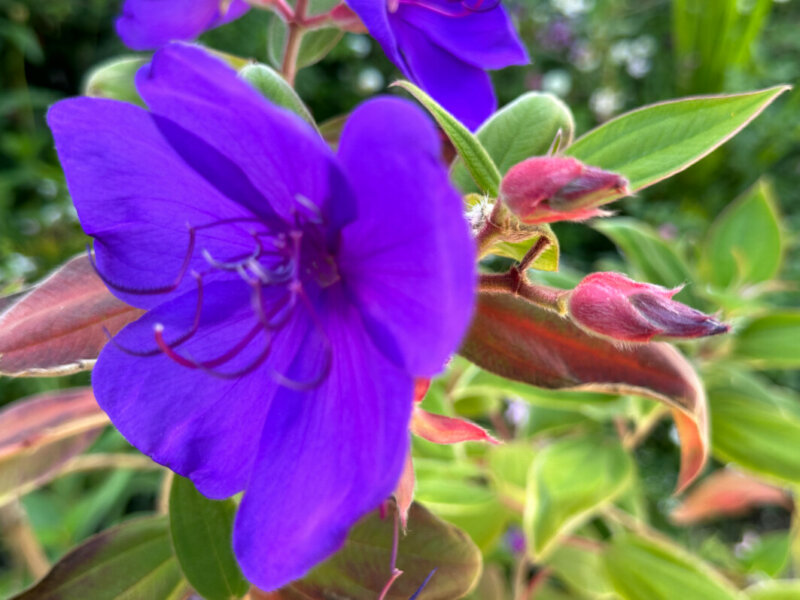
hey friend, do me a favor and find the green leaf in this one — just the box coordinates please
[267,1,343,71]
[732,312,800,368]
[566,86,789,192]
[702,179,783,289]
[13,517,188,600]
[415,478,510,552]
[239,63,316,128]
[746,580,800,600]
[738,532,791,577]
[493,230,560,272]
[450,92,575,194]
[593,218,693,289]
[84,55,146,107]
[277,503,481,600]
[487,442,536,508]
[524,433,633,558]
[708,371,800,485]
[169,476,248,600]
[604,533,743,600]
[546,543,615,598]
[393,80,502,196]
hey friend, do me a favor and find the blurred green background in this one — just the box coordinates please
[0,0,798,597]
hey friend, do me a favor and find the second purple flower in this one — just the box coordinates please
[345,0,529,129]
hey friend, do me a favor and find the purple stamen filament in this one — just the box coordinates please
[96,199,335,389]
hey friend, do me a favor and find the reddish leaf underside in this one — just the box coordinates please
[0,254,144,377]
[0,387,109,502]
[671,469,791,525]
[411,409,499,445]
[460,291,709,492]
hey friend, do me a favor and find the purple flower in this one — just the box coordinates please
[47,43,475,589]
[346,0,529,130]
[117,0,250,49]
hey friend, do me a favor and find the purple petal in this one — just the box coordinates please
[136,43,355,232]
[395,2,528,70]
[233,286,412,590]
[337,97,476,376]
[93,280,313,499]
[391,19,497,129]
[116,0,249,50]
[47,97,268,309]
[343,0,406,69]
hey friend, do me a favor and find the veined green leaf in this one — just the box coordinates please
[393,80,502,196]
[13,517,188,600]
[732,312,800,368]
[567,86,789,192]
[524,433,633,558]
[593,218,693,289]
[169,476,248,600]
[240,63,316,128]
[703,179,783,289]
[603,533,744,600]
[708,370,800,485]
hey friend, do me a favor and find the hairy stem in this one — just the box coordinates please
[479,272,565,313]
[281,0,308,86]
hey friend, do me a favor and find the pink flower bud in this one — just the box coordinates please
[499,157,629,224]
[567,272,729,343]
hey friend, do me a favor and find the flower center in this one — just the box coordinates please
[91,194,336,389]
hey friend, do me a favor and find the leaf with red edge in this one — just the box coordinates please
[460,291,708,492]
[0,254,144,377]
[411,409,499,445]
[0,387,109,503]
[671,469,791,525]
[414,378,431,403]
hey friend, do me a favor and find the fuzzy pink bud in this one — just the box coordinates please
[499,156,629,224]
[567,272,729,343]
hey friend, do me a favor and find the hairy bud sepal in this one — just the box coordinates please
[499,157,629,224]
[567,272,730,343]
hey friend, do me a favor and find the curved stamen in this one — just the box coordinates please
[87,217,274,297]
[104,272,206,357]
[293,194,324,225]
[202,231,265,272]
[154,321,265,370]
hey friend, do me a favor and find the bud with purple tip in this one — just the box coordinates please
[567,272,730,343]
[499,156,629,224]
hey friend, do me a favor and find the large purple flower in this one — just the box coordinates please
[47,43,475,589]
[117,0,250,49]
[346,0,529,129]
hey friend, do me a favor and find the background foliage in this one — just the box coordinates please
[1,0,799,598]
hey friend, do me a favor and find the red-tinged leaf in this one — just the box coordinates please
[0,254,144,377]
[271,503,481,600]
[671,469,791,525]
[460,291,709,492]
[12,516,189,600]
[394,453,415,530]
[411,408,500,445]
[414,378,431,403]
[0,388,109,502]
